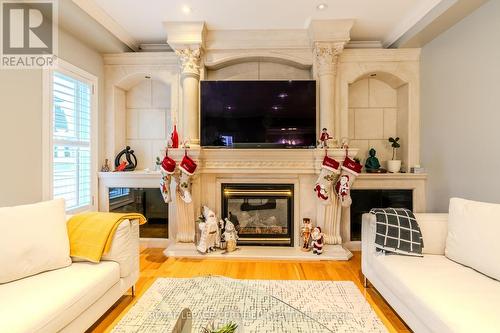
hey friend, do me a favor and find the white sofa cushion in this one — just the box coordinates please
[0,199,71,283]
[415,213,448,255]
[0,261,120,333]
[446,197,500,281]
[371,254,500,333]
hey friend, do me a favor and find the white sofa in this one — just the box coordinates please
[362,209,500,333]
[0,208,140,333]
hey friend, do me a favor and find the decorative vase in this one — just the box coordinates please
[387,160,401,173]
[171,125,179,148]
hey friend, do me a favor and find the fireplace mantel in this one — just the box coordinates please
[158,147,359,174]
[98,149,427,258]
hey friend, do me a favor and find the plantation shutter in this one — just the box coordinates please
[52,71,93,211]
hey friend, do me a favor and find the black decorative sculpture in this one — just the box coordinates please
[114,146,137,171]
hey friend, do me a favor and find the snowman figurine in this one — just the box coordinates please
[222,218,239,252]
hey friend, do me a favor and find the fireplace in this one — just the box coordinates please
[221,184,294,246]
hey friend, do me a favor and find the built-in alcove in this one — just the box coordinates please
[347,72,409,170]
[112,77,172,170]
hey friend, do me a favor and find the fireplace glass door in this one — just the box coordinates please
[222,184,294,246]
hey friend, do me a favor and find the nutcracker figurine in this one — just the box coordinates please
[301,218,313,251]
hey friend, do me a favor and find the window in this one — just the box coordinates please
[44,62,98,213]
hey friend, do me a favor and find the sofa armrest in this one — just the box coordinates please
[361,213,377,256]
[414,213,448,255]
[361,213,378,277]
[101,218,140,278]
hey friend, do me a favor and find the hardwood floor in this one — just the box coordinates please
[89,249,410,333]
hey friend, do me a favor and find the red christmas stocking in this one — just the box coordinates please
[178,153,197,204]
[334,156,362,207]
[314,155,340,205]
[160,153,176,203]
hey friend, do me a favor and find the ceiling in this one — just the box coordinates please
[88,0,444,46]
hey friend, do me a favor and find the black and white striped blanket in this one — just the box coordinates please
[369,208,424,257]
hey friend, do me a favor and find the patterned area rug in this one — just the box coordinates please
[112,277,387,333]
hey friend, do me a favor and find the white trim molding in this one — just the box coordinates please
[42,59,99,212]
[71,0,139,51]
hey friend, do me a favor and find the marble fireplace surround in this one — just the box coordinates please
[98,148,426,259]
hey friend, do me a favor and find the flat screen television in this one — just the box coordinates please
[200,80,316,148]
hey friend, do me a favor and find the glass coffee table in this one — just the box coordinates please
[112,276,334,332]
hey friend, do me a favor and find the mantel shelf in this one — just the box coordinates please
[98,170,427,180]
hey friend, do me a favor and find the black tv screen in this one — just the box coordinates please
[200,80,316,148]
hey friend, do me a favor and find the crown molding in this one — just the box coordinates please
[307,19,354,45]
[71,0,139,51]
[340,48,421,63]
[103,52,178,66]
[390,0,488,48]
[164,21,207,50]
[383,0,457,48]
[139,43,173,52]
[345,41,383,49]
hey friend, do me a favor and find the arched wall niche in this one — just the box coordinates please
[337,58,420,170]
[347,71,409,168]
[104,65,181,168]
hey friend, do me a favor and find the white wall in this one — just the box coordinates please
[0,69,43,206]
[0,28,104,207]
[421,0,500,212]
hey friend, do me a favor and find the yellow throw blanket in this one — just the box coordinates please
[67,212,147,263]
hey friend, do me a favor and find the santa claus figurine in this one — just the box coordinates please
[197,206,220,253]
[311,226,325,255]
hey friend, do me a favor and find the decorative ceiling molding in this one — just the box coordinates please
[389,0,488,48]
[138,43,172,52]
[307,19,354,45]
[164,21,207,50]
[345,41,383,49]
[205,29,310,50]
[339,48,421,63]
[103,52,179,66]
[382,0,447,47]
[71,0,139,51]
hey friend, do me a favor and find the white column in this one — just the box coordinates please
[176,47,201,146]
[314,42,345,245]
[314,42,344,138]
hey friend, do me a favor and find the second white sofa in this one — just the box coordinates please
[362,199,500,333]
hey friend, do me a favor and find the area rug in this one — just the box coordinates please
[112,276,387,333]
